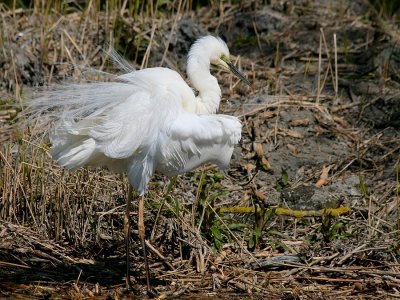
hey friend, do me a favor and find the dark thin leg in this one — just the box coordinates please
[125,185,133,290]
[138,195,154,295]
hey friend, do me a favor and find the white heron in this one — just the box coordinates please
[28,35,249,293]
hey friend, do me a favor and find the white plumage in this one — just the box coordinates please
[30,36,248,195]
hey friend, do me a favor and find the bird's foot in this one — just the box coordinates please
[125,274,135,291]
[125,282,133,291]
[146,286,158,298]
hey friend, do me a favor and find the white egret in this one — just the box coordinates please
[28,35,249,293]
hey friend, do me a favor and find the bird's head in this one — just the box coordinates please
[214,53,251,86]
[188,36,250,86]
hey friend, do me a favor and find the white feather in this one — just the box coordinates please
[27,36,244,195]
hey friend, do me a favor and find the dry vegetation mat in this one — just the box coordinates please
[1,0,400,299]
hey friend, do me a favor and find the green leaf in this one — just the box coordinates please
[282,169,289,185]
[228,223,248,230]
[248,235,255,249]
[211,224,222,240]
[359,175,369,197]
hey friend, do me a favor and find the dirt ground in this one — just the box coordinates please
[1,0,400,299]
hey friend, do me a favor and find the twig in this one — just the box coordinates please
[334,33,338,97]
[145,240,175,271]
[0,261,31,268]
[160,0,182,66]
[140,23,157,69]
[317,28,322,104]
[337,243,367,265]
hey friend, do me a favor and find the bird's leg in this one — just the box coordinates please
[138,194,153,295]
[125,184,133,290]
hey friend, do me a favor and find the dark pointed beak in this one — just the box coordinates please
[226,61,251,86]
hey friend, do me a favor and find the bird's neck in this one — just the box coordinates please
[187,59,221,114]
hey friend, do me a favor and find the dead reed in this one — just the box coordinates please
[1,0,400,298]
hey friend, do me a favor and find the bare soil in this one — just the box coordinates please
[1,0,400,299]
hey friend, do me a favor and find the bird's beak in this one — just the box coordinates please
[219,56,251,86]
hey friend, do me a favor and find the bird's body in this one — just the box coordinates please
[29,36,249,293]
[42,36,245,195]
[52,67,241,194]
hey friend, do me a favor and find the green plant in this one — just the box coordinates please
[275,169,289,190]
[368,0,400,19]
[359,174,369,198]
[194,170,233,251]
[308,215,350,243]
[248,205,274,250]
[387,240,400,256]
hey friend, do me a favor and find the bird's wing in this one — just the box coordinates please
[44,82,143,171]
[157,113,242,176]
[47,71,191,194]
[48,68,188,160]
[87,91,162,159]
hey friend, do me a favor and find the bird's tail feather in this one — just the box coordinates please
[24,45,137,133]
[51,136,96,170]
[103,44,136,74]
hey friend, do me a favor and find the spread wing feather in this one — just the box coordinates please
[157,113,241,176]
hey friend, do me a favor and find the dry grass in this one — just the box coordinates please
[1,0,400,299]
